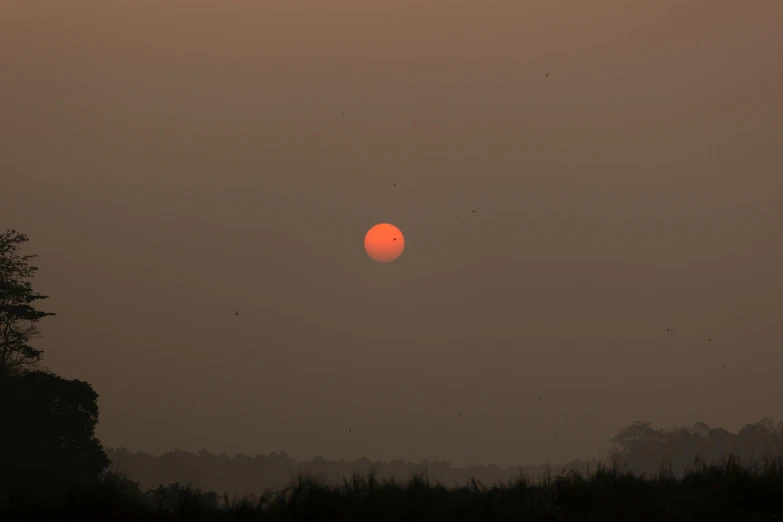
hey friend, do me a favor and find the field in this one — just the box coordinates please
[4,456,783,522]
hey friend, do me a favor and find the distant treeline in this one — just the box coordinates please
[106,417,783,495]
[609,418,783,475]
[107,447,592,495]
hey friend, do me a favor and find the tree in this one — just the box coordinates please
[0,371,110,499]
[609,421,667,474]
[0,229,55,378]
[609,419,783,476]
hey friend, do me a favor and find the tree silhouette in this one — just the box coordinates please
[0,231,108,503]
[0,371,110,498]
[0,229,55,379]
[609,418,783,475]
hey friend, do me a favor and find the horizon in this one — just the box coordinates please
[2,0,782,470]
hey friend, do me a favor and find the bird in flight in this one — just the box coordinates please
[545,73,549,78]
[235,311,239,316]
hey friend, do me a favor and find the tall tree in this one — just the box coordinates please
[0,229,55,378]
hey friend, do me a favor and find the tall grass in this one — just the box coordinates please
[4,455,783,521]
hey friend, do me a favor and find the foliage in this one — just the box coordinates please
[609,418,783,476]
[0,229,55,378]
[0,371,110,503]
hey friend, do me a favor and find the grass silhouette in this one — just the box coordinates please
[4,455,783,521]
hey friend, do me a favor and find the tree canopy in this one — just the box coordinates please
[0,230,108,503]
[0,370,110,492]
[609,418,783,475]
[0,229,55,378]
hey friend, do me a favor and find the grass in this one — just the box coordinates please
[4,455,783,521]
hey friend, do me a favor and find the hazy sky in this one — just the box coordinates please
[2,0,782,467]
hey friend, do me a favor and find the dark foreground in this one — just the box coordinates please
[4,457,783,522]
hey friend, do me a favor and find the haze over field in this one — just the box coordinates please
[2,0,782,470]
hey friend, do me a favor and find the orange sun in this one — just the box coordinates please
[364,223,405,263]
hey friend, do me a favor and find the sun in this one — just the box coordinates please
[364,223,405,263]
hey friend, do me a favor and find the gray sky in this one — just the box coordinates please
[1,0,782,467]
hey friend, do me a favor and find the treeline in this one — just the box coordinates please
[609,418,783,475]
[107,447,600,495]
[106,417,783,496]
